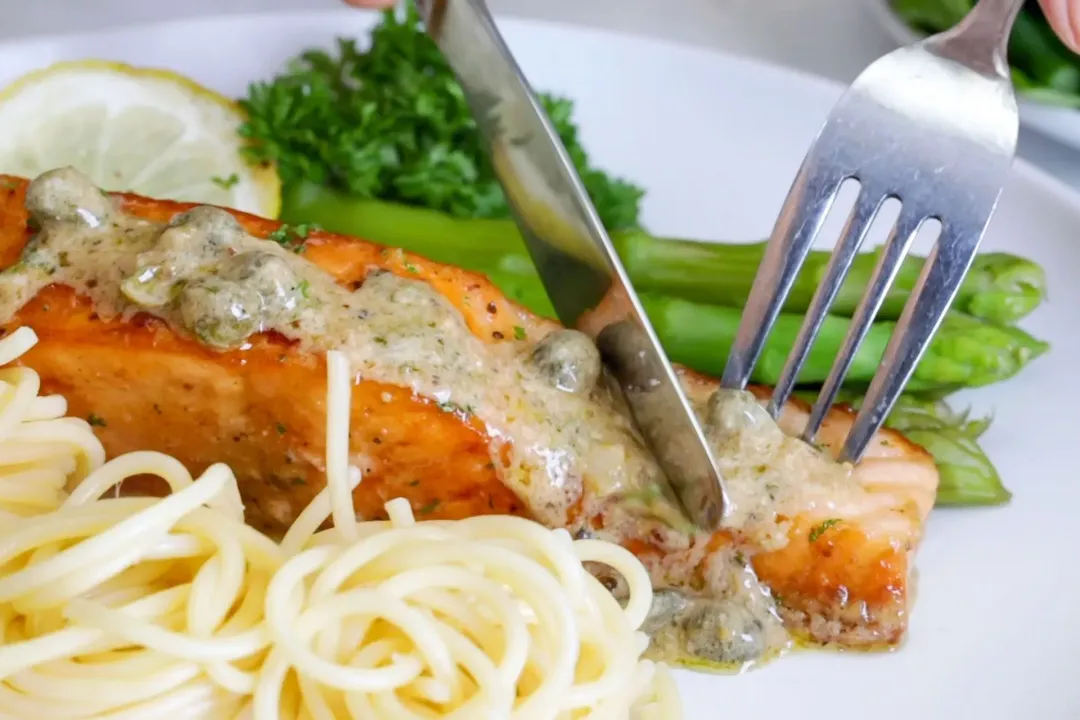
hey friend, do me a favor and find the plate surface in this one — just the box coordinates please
[865,0,1080,150]
[0,10,1076,719]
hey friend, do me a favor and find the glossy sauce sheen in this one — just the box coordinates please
[0,169,940,669]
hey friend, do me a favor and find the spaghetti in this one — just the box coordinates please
[0,326,681,719]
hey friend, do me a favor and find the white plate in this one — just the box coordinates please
[0,9,1077,719]
[866,0,1080,150]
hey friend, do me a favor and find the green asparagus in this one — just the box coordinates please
[282,181,1047,324]
[617,232,1047,325]
[830,393,1011,507]
[483,268,557,320]
[487,265,1013,506]
[492,263,1013,507]
[639,294,1049,391]
[488,255,1012,506]
[426,251,1049,393]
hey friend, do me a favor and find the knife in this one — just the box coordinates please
[414,0,730,530]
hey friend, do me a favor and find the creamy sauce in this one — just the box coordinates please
[704,391,856,548]
[0,168,871,670]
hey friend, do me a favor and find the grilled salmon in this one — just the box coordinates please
[0,168,938,669]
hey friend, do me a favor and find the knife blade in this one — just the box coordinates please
[414,0,730,530]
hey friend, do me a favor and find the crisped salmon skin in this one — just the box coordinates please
[0,173,938,658]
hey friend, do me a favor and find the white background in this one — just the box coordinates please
[4,0,1080,189]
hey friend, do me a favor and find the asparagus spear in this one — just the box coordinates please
[493,263,1013,506]
[282,181,1047,324]
[284,180,519,269]
[484,268,557,319]
[639,294,1049,392]
[616,231,1047,325]
[487,265,1012,507]
[829,392,1011,507]
[455,258,1051,392]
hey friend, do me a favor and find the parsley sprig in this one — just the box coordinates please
[238,2,643,230]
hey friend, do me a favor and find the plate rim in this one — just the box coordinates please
[0,10,1077,715]
[0,6,1077,219]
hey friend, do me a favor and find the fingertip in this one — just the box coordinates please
[1039,0,1080,53]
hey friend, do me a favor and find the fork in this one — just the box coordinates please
[721,0,1023,464]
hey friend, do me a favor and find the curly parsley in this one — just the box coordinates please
[238,2,643,230]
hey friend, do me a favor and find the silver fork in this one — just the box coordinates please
[721,0,1023,463]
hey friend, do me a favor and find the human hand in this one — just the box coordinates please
[1038,0,1080,53]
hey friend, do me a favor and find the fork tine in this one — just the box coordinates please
[767,185,886,418]
[840,221,977,463]
[721,165,844,391]
[802,207,926,444]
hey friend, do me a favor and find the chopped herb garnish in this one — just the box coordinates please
[276,422,287,435]
[809,518,842,543]
[237,10,644,230]
[268,223,318,253]
[734,550,746,565]
[409,479,420,487]
[87,413,107,427]
[296,279,310,298]
[513,325,526,341]
[419,499,440,514]
[290,477,307,486]
[211,173,240,190]
[404,262,418,273]
[436,399,474,417]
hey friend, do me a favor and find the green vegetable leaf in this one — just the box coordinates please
[211,173,240,190]
[808,518,841,543]
[238,1,643,230]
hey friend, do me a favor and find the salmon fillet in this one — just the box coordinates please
[0,171,938,667]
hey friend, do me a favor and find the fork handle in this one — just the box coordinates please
[929,0,1025,77]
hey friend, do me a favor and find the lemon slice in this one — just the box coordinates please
[0,60,279,216]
